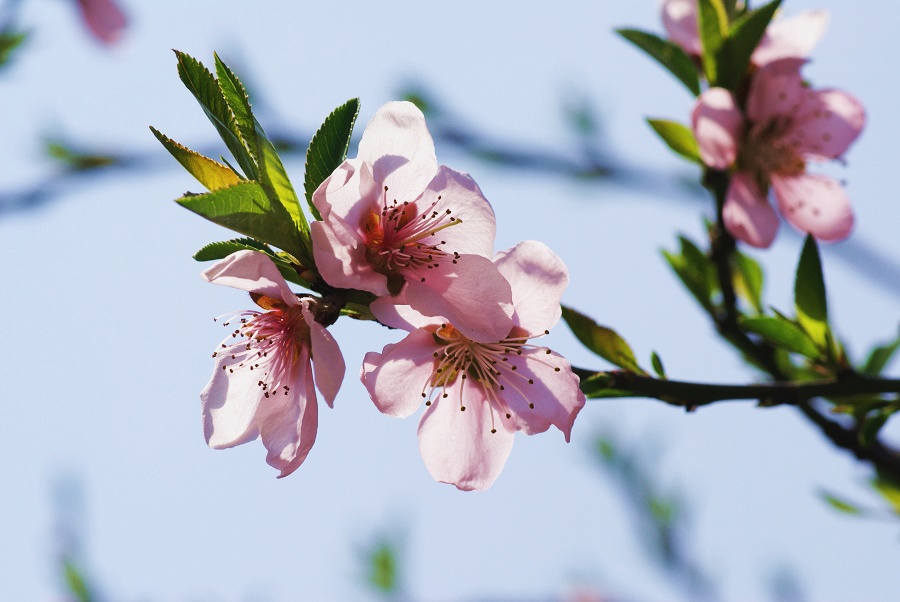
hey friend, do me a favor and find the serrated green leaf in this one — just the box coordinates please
[304,98,361,220]
[150,127,241,191]
[862,327,900,376]
[174,51,258,181]
[819,491,862,516]
[697,0,729,84]
[561,306,645,373]
[740,316,821,359]
[650,351,667,378]
[646,119,701,163]
[616,29,701,96]
[0,30,27,67]
[176,181,304,261]
[253,115,310,258]
[193,237,273,261]
[795,235,829,348]
[715,0,782,90]
[732,250,764,314]
[214,53,259,163]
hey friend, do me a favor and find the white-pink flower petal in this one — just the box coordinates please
[752,10,828,67]
[416,382,516,492]
[771,173,853,242]
[361,329,439,419]
[661,0,702,55]
[723,172,780,248]
[202,250,298,306]
[692,88,743,170]
[789,89,865,161]
[494,240,568,335]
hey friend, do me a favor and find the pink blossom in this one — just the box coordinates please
[362,241,585,491]
[661,0,827,67]
[201,250,345,478]
[310,101,513,343]
[75,0,127,45]
[692,58,864,247]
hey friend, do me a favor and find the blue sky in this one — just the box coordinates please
[1,1,899,600]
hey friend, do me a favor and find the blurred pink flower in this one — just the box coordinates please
[362,241,585,491]
[201,250,345,478]
[75,0,127,45]
[692,58,865,247]
[310,101,513,343]
[661,0,827,67]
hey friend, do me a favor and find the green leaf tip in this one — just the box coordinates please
[794,234,829,348]
[646,119,701,163]
[304,98,361,221]
[561,306,645,374]
[616,28,701,96]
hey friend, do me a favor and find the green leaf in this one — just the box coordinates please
[859,410,891,448]
[561,306,645,373]
[213,53,260,163]
[715,0,782,90]
[732,250,764,314]
[0,30,27,67]
[862,327,900,376]
[63,560,92,602]
[366,541,399,594]
[646,119,701,163]
[739,316,821,359]
[176,181,305,261]
[873,475,900,515]
[253,114,310,258]
[616,29,701,96]
[304,98,360,220]
[193,237,273,261]
[662,235,718,315]
[794,235,829,348]
[650,351,667,378]
[697,0,729,84]
[578,372,636,398]
[150,127,241,191]
[174,51,258,181]
[819,491,862,516]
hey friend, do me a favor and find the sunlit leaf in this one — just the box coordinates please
[193,237,273,261]
[561,307,645,373]
[616,29,701,96]
[174,50,258,180]
[862,327,900,376]
[646,119,701,163]
[819,490,862,515]
[63,560,92,602]
[214,53,260,163]
[150,127,241,191]
[176,181,305,261]
[732,250,764,314]
[739,316,820,359]
[304,98,360,220]
[662,235,718,315]
[794,235,829,348]
[697,0,729,83]
[873,474,900,516]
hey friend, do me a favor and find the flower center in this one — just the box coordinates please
[741,117,805,191]
[212,304,310,399]
[422,324,556,433]
[363,186,463,277]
